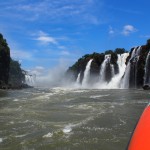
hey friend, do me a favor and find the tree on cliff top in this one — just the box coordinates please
[114,48,127,54]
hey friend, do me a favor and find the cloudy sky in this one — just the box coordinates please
[0,0,150,74]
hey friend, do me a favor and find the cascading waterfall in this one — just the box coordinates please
[71,46,149,89]
[106,53,129,88]
[96,54,128,89]
[117,53,129,74]
[82,59,93,87]
[135,46,141,87]
[99,55,111,82]
[76,72,81,84]
[121,46,142,88]
[25,75,31,83]
[111,64,115,77]
[144,51,150,85]
[121,47,137,88]
[25,74,36,86]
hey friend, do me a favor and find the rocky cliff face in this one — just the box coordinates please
[125,41,150,88]
[0,33,28,89]
[0,34,10,86]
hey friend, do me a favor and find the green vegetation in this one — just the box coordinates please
[114,48,127,54]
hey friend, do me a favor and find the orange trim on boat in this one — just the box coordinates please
[128,105,150,150]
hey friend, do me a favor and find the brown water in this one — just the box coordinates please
[0,88,149,150]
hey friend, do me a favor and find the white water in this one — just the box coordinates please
[25,74,36,86]
[107,53,129,88]
[144,51,150,85]
[99,55,111,82]
[76,53,130,89]
[135,46,141,87]
[82,59,93,87]
[111,64,115,77]
[136,46,141,56]
[45,46,148,89]
[121,48,137,88]
[76,73,81,84]
[96,53,129,89]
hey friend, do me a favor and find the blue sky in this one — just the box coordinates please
[0,0,150,74]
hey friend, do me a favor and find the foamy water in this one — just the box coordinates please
[0,88,149,150]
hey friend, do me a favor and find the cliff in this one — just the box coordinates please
[0,34,10,87]
[0,33,30,89]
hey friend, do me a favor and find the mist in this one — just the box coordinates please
[28,60,75,88]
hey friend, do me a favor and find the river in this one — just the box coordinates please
[0,88,149,150]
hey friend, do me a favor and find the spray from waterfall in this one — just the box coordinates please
[82,59,93,87]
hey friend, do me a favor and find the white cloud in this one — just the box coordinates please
[34,31,58,45]
[29,66,45,76]
[11,49,33,60]
[109,26,115,35]
[0,0,103,25]
[36,36,57,44]
[109,25,137,36]
[122,25,137,36]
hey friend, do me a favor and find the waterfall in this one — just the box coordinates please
[121,46,142,88]
[144,51,150,85]
[82,59,93,87]
[135,46,141,87]
[111,64,115,77]
[121,47,137,88]
[97,54,127,89]
[106,53,129,88]
[25,75,30,83]
[71,46,149,89]
[136,46,141,56]
[76,73,81,84]
[99,55,111,82]
[117,53,129,72]
[25,74,35,86]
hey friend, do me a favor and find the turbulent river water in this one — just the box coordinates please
[0,88,149,150]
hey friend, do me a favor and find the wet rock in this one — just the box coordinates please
[143,85,150,90]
